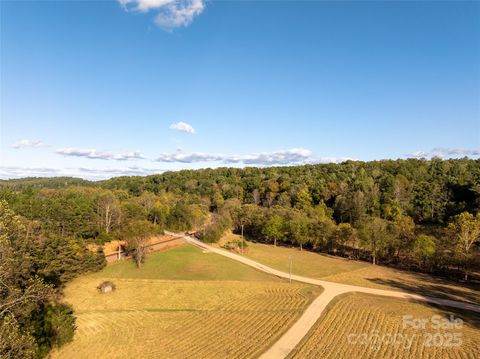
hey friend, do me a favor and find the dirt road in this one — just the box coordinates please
[167,233,480,358]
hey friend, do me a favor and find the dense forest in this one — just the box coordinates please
[0,201,105,358]
[1,158,480,357]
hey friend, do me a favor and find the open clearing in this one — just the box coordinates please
[51,245,321,359]
[242,240,368,278]
[240,239,480,304]
[289,293,480,359]
[91,244,281,281]
[188,235,480,358]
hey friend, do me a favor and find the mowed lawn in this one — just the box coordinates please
[52,244,321,359]
[289,293,480,359]
[92,244,280,281]
[242,240,368,278]
[241,240,480,304]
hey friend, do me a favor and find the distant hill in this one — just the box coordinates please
[0,176,94,190]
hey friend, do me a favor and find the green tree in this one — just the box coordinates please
[262,215,284,247]
[0,201,78,358]
[31,304,76,357]
[334,223,357,254]
[148,201,169,226]
[412,234,436,270]
[0,201,51,358]
[359,217,391,265]
[294,187,312,211]
[211,191,225,212]
[308,217,336,251]
[288,213,310,251]
[389,214,416,258]
[34,236,105,287]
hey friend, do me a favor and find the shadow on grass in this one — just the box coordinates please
[419,301,480,330]
[368,277,480,305]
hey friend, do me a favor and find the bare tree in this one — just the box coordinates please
[138,192,156,213]
[252,189,260,205]
[96,191,121,234]
[123,220,159,268]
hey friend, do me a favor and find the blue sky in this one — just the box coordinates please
[1,0,479,179]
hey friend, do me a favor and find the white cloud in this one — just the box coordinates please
[310,157,357,164]
[169,121,196,134]
[154,0,204,30]
[76,166,164,179]
[155,148,315,165]
[224,148,314,165]
[11,139,46,149]
[120,0,173,12]
[156,150,222,163]
[0,166,61,178]
[0,166,164,180]
[119,0,205,30]
[56,148,144,161]
[407,148,480,159]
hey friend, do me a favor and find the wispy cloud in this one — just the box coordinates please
[119,0,205,31]
[11,139,46,149]
[0,166,61,178]
[229,148,314,165]
[156,151,222,163]
[76,166,164,178]
[56,148,144,161]
[407,148,480,159]
[169,121,195,134]
[155,148,315,165]
[310,157,357,164]
[0,166,164,180]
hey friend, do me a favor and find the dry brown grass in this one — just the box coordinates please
[238,240,480,305]
[51,245,321,359]
[242,241,368,278]
[323,265,480,305]
[216,231,242,247]
[290,293,480,359]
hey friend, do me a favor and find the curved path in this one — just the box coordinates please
[167,233,480,359]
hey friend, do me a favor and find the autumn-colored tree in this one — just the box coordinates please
[123,220,160,268]
[448,212,480,280]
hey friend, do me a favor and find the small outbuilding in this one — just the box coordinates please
[97,281,116,293]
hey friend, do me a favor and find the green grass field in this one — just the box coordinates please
[92,244,280,281]
[242,240,368,278]
[289,293,480,358]
[52,244,321,359]
[239,239,480,304]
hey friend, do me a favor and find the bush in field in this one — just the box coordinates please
[199,214,231,243]
[222,239,248,253]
